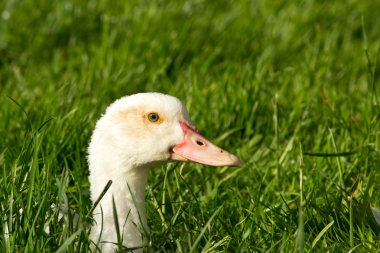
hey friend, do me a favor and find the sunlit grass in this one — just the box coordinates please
[1,0,379,252]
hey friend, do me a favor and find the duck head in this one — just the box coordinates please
[90,92,241,171]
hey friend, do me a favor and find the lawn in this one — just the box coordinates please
[1,0,379,252]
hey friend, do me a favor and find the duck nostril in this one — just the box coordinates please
[196,140,205,146]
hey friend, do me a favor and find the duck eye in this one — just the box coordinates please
[147,113,160,122]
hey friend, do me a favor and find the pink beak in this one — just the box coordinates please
[170,121,241,167]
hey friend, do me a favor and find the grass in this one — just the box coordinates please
[1,0,380,252]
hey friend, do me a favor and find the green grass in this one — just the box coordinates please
[1,0,380,252]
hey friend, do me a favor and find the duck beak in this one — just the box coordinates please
[170,121,241,167]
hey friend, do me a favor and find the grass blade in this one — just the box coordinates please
[112,196,123,252]
[189,206,223,253]
[296,143,304,253]
[55,229,82,253]
[311,220,334,249]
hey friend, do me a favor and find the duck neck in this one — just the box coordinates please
[120,166,150,228]
[90,162,150,251]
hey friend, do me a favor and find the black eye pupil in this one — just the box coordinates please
[148,113,159,122]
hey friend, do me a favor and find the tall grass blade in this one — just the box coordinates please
[55,229,82,253]
[189,206,223,253]
[296,143,304,253]
[112,196,123,252]
[311,220,334,249]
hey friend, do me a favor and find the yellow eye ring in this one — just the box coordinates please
[146,112,163,124]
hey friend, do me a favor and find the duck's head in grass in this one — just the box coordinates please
[88,92,241,252]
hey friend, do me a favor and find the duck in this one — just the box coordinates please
[88,92,241,252]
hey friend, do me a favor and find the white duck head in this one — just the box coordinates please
[88,93,240,252]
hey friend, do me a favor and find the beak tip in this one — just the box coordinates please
[232,156,242,167]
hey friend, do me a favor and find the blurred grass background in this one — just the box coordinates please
[0,0,379,252]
